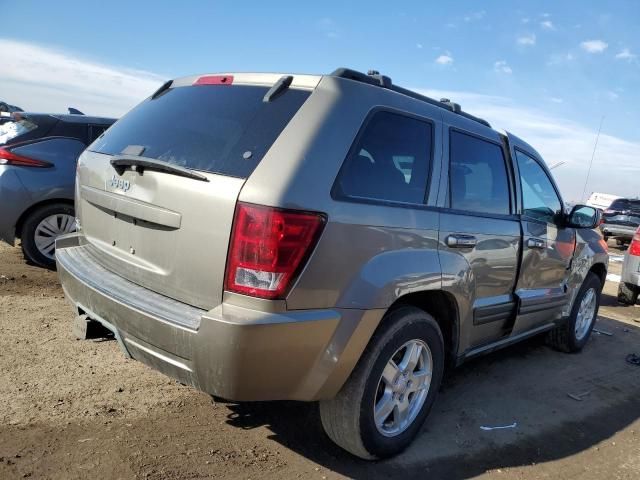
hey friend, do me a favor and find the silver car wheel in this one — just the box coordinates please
[34,214,76,260]
[575,287,597,341]
[373,339,432,437]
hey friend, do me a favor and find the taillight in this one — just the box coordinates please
[0,148,51,167]
[629,228,640,256]
[193,75,234,86]
[225,203,325,299]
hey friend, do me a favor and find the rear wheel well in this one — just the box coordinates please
[382,291,459,369]
[15,199,74,238]
[589,263,607,288]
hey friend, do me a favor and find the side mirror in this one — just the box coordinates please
[567,204,600,229]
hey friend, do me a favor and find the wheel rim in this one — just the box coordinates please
[575,287,597,341]
[373,339,433,437]
[34,213,76,260]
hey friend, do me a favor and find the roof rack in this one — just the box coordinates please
[330,68,491,128]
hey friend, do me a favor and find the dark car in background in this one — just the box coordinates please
[0,112,116,267]
[601,198,640,245]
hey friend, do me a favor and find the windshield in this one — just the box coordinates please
[89,85,310,178]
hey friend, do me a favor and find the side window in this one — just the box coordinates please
[336,111,432,204]
[449,131,510,215]
[515,150,562,223]
[88,125,107,143]
[50,121,89,144]
[10,138,86,164]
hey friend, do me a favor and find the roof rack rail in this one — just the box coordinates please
[329,67,491,128]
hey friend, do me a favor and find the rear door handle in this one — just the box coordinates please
[446,234,477,248]
[527,238,545,249]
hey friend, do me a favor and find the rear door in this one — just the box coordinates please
[439,125,521,349]
[76,78,312,310]
[509,144,575,333]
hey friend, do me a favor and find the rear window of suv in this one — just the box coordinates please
[610,199,640,212]
[89,85,310,178]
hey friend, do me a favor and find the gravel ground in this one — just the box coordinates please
[1,241,639,479]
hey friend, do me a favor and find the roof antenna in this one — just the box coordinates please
[581,115,605,202]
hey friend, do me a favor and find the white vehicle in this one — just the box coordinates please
[586,192,622,211]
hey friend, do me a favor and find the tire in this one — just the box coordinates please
[618,282,639,306]
[547,272,602,353]
[20,203,75,269]
[319,306,444,460]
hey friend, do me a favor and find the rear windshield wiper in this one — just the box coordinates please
[110,155,209,182]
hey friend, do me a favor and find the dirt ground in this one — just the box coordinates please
[1,241,639,480]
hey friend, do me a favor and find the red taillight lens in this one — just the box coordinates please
[225,203,325,299]
[0,148,51,167]
[629,228,640,257]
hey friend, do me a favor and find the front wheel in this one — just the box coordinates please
[319,306,444,460]
[547,272,602,353]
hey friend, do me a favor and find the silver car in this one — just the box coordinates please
[618,226,640,305]
[56,69,608,459]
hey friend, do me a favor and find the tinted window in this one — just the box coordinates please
[610,199,640,212]
[51,121,88,143]
[11,138,86,164]
[88,125,108,143]
[336,111,432,204]
[90,85,310,178]
[449,131,510,215]
[516,150,562,223]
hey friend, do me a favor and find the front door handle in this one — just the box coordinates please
[527,238,545,249]
[446,234,477,248]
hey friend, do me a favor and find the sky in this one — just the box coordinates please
[1,0,639,202]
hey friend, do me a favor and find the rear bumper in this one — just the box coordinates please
[601,223,637,239]
[55,233,382,401]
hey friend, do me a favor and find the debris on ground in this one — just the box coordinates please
[593,328,614,336]
[480,423,517,431]
[567,391,591,401]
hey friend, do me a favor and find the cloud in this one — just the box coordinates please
[494,60,513,74]
[416,43,423,49]
[615,48,637,61]
[549,97,563,104]
[606,91,619,101]
[0,38,164,117]
[517,34,536,46]
[415,88,640,201]
[580,40,608,53]
[464,11,486,22]
[540,20,555,30]
[316,17,339,39]
[547,52,575,66]
[435,54,454,66]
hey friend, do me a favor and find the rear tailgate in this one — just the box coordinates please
[76,75,314,310]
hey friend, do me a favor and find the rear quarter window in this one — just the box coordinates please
[334,110,433,205]
[90,85,310,178]
[0,114,53,146]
